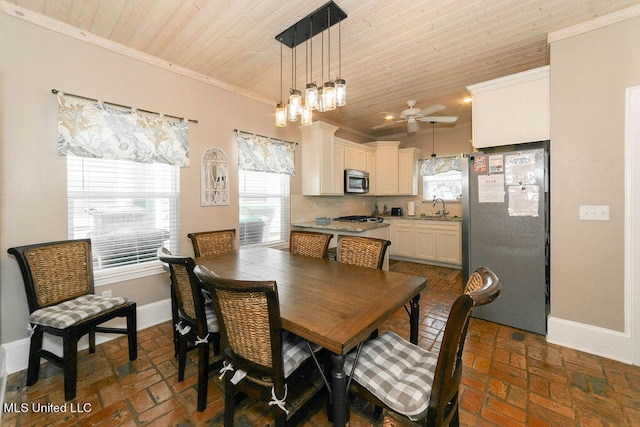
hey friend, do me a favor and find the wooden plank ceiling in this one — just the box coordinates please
[7,0,639,139]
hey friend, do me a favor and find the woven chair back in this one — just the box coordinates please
[24,240,92,308]
[336,235,390,270]
[289,230,333,259]
[195,267,282,377]
[188,229,235,257]
[172,264,198,321]
[216,288,273,367]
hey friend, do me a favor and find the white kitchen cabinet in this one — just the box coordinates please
[389,218,461,267]
[365,141,400,195]
[342,139,368,171]
[301,121,343,195]
[398,147,421,196]
[389,219,413,257]
[413,224,436,260]
[466,66,549,148]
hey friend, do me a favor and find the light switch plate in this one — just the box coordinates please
[579,205,610,221]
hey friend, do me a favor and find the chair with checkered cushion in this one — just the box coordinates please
[194,265,325,427]
[344,266,501,426]
[7,239,137,401]
[157,247,221,412]
[179,229,235,357]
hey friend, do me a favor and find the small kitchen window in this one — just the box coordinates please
[420,156,462,202]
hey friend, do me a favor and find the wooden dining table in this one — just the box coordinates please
[196,247,427,426]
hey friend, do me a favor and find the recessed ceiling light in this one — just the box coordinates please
[384,114,394,120]
[463,97,472,103]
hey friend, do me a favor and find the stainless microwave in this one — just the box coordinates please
[344,169,369,194]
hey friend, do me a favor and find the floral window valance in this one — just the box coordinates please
[57,94,190,167]
[420,155,461,176]
[236,130,296,176]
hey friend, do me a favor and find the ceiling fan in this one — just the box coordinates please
[372,100,458,133]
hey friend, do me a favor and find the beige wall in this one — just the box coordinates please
[0,14,302,343]
[549,16,640,331]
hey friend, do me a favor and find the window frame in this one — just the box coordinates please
[238,169,290,247]
[66,156,180,286]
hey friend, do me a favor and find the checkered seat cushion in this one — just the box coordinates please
[30,295,128,329]
[204,303,219,333]
[282,331,321,377]
[344,331,438,420]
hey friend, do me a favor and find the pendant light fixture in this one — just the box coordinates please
[288,36,301,122]
[335,18,346,106]
[322,6,336,111]
[274,1,347,124]
[304,21,318,111]
[275,39,287,127]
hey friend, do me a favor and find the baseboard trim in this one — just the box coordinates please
[1,298,172,375]
[547,316,634,364]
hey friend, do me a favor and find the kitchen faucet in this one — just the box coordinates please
[433,197,448,217]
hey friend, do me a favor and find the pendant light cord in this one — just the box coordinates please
[327,7,331,79]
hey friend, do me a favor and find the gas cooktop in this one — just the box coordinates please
[333,215,385,223]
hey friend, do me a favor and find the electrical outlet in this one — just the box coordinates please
[101,290,113,298]
[579,205,610,221]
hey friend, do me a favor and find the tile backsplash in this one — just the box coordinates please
[291,195,462,222]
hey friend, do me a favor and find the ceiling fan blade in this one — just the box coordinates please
[419,104,446,116]
[418,116,458,123]
[371,119,404,130]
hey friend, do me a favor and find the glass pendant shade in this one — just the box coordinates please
[275,102,287,127]
[323,80,336,111]
[335,78,346,106]
[288,89,301,121]
[305,83,319,110]
[301,103,313,126]
[317,86,325,112]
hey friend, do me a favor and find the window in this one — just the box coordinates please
[422,170,462,202]
[67,157,180,282]
[238,170,290,246]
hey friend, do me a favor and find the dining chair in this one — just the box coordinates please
[175,229,234,356]
[289,230,333,259]
[194,265,325,427]
[343,266,502,426]
[157,247,221,412]
[187,229,236,257]
[336,235,391,270]
[7,239,137,401]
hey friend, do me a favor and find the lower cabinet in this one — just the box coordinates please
[390,219,461,267]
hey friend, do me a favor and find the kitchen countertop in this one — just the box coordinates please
[388,215,462,222]
[291,221,390,232]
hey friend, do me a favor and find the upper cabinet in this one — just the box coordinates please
[398,147,421,196]
[365,142,421,196]
[301,121,421,197]
[341,138,368,171]
[301,121,343,195]
[467,66,550,148]
[365,141,400,195]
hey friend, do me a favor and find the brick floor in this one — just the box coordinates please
[4,261,640,426]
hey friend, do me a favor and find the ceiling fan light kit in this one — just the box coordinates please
[274,1,347,127]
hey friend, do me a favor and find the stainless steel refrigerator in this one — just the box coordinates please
[462,141,549,335]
